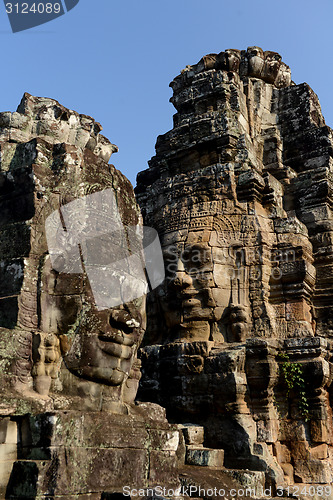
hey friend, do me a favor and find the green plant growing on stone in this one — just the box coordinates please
[277,352,310,422]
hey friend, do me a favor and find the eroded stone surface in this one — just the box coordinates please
[0,94,179,498]
[0,93,147,412]
[136,47,333,489]
[2,44,333,497]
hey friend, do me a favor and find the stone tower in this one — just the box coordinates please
[136,47,333,488]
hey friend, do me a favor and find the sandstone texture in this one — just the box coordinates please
[136,47,333,493]
[2,45,333,500]
[0,92,147,411]
[0,94,179,498]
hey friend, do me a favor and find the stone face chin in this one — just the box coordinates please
[136,47,333,488]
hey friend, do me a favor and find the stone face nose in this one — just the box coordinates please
[170,259,193,289]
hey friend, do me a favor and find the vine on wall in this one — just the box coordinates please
[276,352,310,422]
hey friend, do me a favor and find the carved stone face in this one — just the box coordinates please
[40,241,146,387]
[160,240,215,341]
[157,227,246,342]
[0,95,150,411]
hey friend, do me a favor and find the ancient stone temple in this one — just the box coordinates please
[136,47,333,492]
[2,47,333,500]
[0,94,179,498]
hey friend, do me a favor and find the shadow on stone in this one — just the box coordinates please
[5,461,38,499]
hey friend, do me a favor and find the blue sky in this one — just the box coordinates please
[1,0,333,186]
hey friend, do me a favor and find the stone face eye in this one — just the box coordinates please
[163,245,179,261]
[182,247,212,272]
